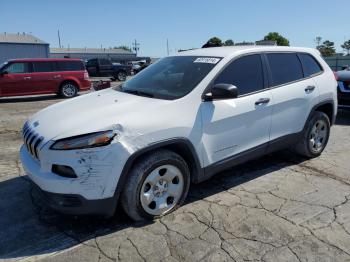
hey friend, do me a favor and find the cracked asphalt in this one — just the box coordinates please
[1,94,350,262]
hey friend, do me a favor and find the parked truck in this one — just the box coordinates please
[86,58,131,81]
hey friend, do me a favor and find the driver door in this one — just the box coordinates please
[200,54,273,168]
[0,62,33,97]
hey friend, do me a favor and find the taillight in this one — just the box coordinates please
[84,70,89,80]
[333,71,339,81]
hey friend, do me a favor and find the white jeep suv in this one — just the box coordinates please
[20,46,337,221]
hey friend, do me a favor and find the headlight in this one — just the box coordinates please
[50,130,116,150]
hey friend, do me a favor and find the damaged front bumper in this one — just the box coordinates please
[19,141,130,216]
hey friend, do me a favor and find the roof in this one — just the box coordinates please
[176,46,319,58]
[50,47,134,55]
[8,58,83,62]
[0,33,48,44]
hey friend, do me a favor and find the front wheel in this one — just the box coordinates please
[294,111,330,158]
[59,82,78,98]
[121,150,190,221]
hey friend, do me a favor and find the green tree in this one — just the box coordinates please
[263,32,289,46]
[114,45,132,52]
[341,40,350,56]
[202,37,223,48]
[224,39,234,46]
[318,40,336,57]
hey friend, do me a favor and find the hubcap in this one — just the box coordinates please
[140,164,184,216]
[62,84,76,97]
[309,119,328,153]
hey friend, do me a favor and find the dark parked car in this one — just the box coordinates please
[0,58,91,98]
[335,70,350,107]
[86,58,131,81]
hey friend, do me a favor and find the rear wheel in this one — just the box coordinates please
[121,149,190,221]
[294,111,330,158]
[116,71,127,81]
[59,82,78,98]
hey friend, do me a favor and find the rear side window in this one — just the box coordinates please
[5,62,30,73]
[56,61,84,71]
[214,54,264,96]
[99,59,110,65]
[33,62,55,73]
[299,53,323,77]
[267,53,303,86]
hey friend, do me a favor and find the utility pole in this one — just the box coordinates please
[132,39,140,56]
[167,38,169,56]
[57,30,61,48]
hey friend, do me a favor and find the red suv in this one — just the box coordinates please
[0,58,91,98]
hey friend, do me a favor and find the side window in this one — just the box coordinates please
[87,59,97,67]
[57,61,84,71]
[5,62,30,74]
[299,53,323,77]
[99,59,110,65]
[267,53,303,86]
[33,62,55,73]
[214,54,264,96]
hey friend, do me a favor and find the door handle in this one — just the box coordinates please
[53,75,61,79]
[23,76,31,80]
[255,98,270,105]
[305,85,316,93]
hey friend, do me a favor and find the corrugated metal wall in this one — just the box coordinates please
[50,52,137,61]
[0,43,49,64]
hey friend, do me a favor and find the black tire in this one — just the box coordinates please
[59,82,78,98]
[121,149,190,221]
[294,111,330,158]
[116,71,127,81]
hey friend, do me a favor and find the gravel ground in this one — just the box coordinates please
[0,93,350,262]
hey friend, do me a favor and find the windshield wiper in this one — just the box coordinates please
[122,89,154,98]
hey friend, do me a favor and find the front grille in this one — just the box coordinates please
[22,122,43,160]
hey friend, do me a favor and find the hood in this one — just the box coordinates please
[28,88,168,141]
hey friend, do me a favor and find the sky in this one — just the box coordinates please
[1,0,349,58]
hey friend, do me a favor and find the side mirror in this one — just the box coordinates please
[204,83,239,101]
[0,71,8,76]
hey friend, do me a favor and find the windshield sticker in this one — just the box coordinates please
[194,57,220,64]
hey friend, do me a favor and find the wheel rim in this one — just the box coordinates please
[118,72,126,81]
[309,119,328,153]
[62,84,76,97]
[140,164,184,216]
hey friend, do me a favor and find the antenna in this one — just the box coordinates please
[57,30,61,48]
[167,38,169,56]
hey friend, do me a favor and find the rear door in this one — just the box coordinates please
[86,59,98,76]
[266,52,320,142]
[98,59,114,76]
[0,62,33,96]
[31,61,59,94]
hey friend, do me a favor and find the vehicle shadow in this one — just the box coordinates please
[0,91,91,104]
[0,95,64,104]
[0,150,306,260]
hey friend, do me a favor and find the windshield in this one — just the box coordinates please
[118,56,221,99]
[0,62,8,72]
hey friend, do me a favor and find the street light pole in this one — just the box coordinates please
[132,39,140,56]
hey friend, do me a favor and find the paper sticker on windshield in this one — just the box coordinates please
[194,57,220,64]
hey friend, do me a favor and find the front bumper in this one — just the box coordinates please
[31,183,117,216]
[338,81,350,106]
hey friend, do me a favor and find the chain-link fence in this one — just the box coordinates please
[324,56,350,71]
